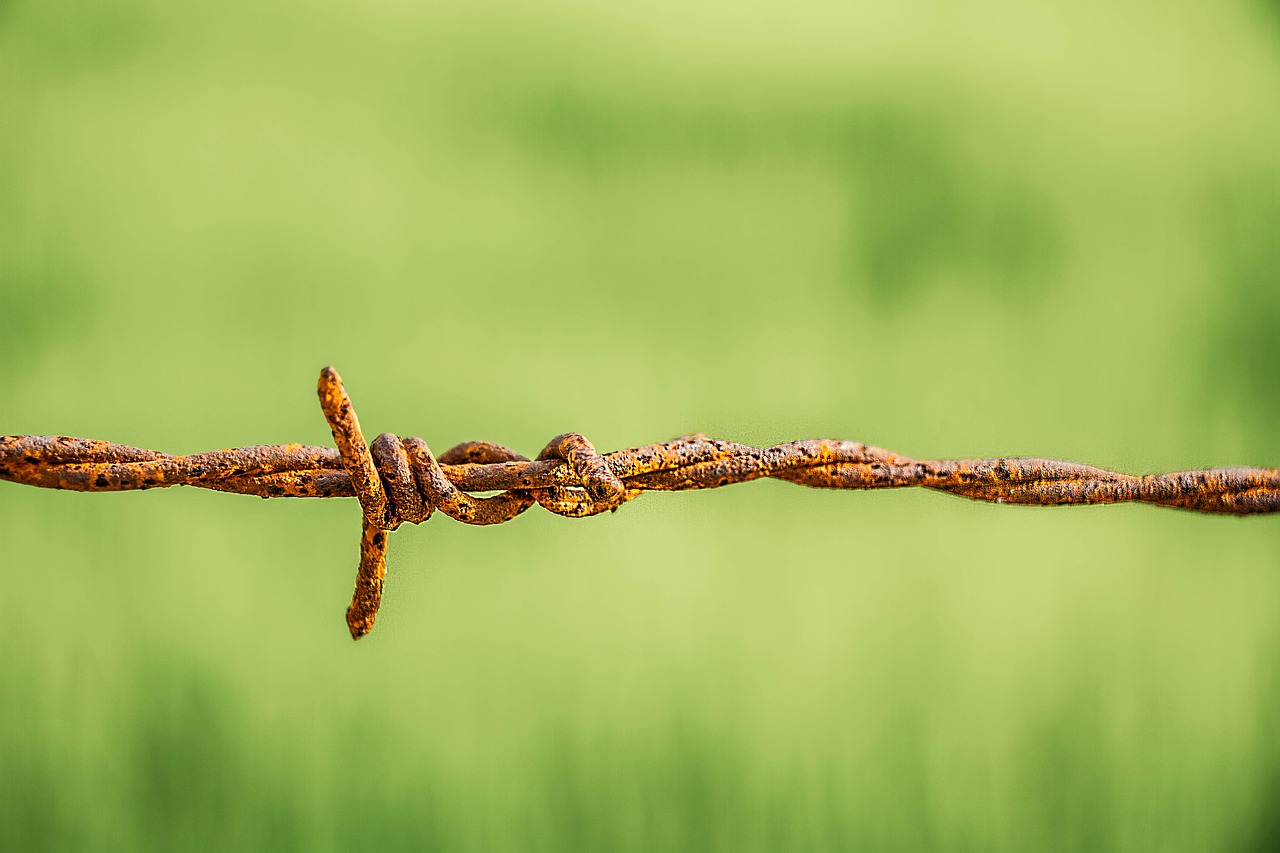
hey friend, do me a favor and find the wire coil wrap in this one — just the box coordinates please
[2,366,1278,639]
[317,367,632,636]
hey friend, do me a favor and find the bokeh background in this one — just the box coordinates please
[2,0,1279,849]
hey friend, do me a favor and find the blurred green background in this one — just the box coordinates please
[2,0,1279,849]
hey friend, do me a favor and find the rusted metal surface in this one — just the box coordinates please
[2,366,1278,639]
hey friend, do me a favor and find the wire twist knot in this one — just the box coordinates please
[318,367,629,637]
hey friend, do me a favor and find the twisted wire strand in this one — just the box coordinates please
[2,366,1277,638]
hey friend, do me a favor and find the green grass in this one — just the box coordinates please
[2,0,1279,849]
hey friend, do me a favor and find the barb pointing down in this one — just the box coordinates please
[2,366,1278,639]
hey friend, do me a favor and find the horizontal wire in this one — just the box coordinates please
[2,366,1277,639]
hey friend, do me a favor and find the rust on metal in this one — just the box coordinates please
[2,366,1277,639]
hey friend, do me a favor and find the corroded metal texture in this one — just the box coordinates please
[2,366,1278,639]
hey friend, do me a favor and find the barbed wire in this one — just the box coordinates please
[3,366,1277,639]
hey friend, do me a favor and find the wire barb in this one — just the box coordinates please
[2,366,1277,639]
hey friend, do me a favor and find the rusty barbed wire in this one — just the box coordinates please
[2,366,1278,639]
